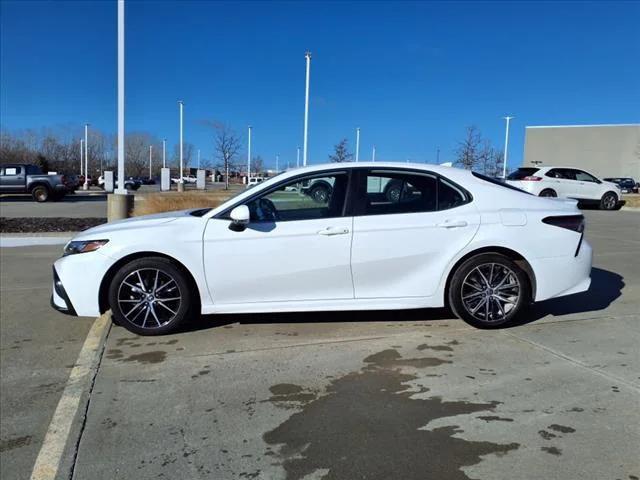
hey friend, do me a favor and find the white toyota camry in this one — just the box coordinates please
[51,162,592,335]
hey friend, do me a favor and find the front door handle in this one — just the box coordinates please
[437,220,468,228]
[318,227,350,236]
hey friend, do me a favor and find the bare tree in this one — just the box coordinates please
[329,139,353,163]
[455,126,482,170]
[213,124,242,189]
[251,155,264,174]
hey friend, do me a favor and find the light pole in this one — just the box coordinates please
[197,149,201,169]
[247,125,252,184]
[436,148,440,164]
[355,127,360,162]
[115,0,126,195]
[303,51,311,166]
[296,147,300,168]
[276,154,279,172]
[149,145,153,178]
[83,124,89,190]
[162,139,166,168]
[372,145,376,162]
[178,100,184,190]
[502,116,514,178]
[80,139,84,176]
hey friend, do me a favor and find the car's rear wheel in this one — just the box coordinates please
[600,191,618,210]
[448,253,531,329]
[539,189,557,198]
[31,185,50,202]
[109,257,193,335]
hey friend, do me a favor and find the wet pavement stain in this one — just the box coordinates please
[538,430,557,440]
[417,343,454,352]
[120,351,167,365]
[263,349,519,480]
[477,416,514,423]
[548,424,576,434]
[541,446,562,456]
[0,435,32,452]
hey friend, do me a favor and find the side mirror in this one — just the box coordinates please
[229,205,250,231]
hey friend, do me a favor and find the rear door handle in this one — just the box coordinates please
[437,220,468,228]
[318,227,350,236]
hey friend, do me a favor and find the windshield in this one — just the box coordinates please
[507,168,539,180]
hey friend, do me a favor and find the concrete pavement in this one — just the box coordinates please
[1,210,638,480]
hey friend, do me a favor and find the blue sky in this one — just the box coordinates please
[1,0,639,170]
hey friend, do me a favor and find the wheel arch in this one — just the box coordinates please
[98,251,201,314]
[443,246,536,308]
[28,182,51,192]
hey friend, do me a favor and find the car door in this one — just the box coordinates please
[573,169,602,200]
[543,168,573,198]
[350,169,480,299]
[203,170,354,305]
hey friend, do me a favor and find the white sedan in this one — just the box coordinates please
[52,162,592,335]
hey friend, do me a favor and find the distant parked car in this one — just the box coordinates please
[98,175,141,191]
[603,177,638,194]
[171,175,197,184]
[506,166,625,210]
[0,163,72,202]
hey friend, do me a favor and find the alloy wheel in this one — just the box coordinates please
[117,268,182,329]
[460,263,520,323]
[603,193,616,210]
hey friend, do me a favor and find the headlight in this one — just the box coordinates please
[63,240,109,256]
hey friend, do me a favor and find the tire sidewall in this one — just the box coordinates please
[32,186,49,202]
[448,253,531,329]
[108,257,193,335]
[600,192,617,210]
[539,189,556,198]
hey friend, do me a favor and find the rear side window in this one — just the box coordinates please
[357,170,470,216]
[3,167,21,175]
[507,168,539,180]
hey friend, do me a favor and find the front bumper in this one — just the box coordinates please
[51,266,77,316]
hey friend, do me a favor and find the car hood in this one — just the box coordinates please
[602,180,622,191]
[73,209,199,239]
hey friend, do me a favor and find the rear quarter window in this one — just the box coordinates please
[507,168,539,180]
[472,171,532,194]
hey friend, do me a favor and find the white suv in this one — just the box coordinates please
[506,166,624,210]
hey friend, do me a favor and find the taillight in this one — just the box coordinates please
[542,215,585,233]
[523,176,542,181]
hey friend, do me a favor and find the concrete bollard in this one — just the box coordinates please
[177,182,185,192]
[107,193,134,221]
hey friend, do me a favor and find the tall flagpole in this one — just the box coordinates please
[303,51,311,166]
[502,116,514,178]
[355,127,360,162]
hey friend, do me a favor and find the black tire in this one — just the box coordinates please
[600,191,618,210]
[448,253,531,329]
[108,256,194,335]
[310,185,331,203]
[31,185,50,202]
[539,189,557,198]
[384,180,403,203]
[125,183,133,191]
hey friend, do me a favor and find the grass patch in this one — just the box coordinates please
[133,189,240,216]
[623,194,640,209]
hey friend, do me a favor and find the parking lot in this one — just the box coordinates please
[1,210,638,480]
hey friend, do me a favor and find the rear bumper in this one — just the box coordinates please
[530,239,593,301]
[51,266,77,316]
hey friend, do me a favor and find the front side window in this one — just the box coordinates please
[246,172,348,222]
[4,167,20,175]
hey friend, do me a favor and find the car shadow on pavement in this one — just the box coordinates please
[511,267,624,327]
[187,267,623,334]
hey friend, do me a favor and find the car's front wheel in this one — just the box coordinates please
[539,189,557,198]
[109,257,193,335]
[448,253,531,329]
[600,191,618,210]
